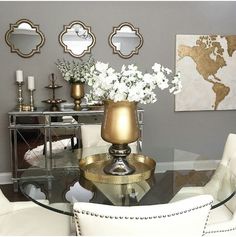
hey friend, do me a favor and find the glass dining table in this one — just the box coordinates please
[19,145,234,217]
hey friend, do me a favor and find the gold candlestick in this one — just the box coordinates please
[16,81,24,111]
[29,89,36,111]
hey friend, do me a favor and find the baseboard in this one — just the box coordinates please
[0,172,12,184]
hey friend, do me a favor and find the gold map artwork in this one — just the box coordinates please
[175,35,236,111]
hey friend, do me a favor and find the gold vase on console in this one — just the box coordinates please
[71,83,84,111]
[101,100,139,175]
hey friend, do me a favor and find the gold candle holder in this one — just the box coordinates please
[16,81,24,111]
[29,89,36,111]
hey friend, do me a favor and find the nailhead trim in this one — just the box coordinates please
[202,204,236,236]
[202,203,212,237]
[203,227,236,236]
[75,201,213,220]
[74,215,81,236]
[74,201,213,236]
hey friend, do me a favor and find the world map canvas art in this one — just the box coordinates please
[175,34,236,111]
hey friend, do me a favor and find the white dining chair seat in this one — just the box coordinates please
[0,205,71,236]
[0,189,72,236]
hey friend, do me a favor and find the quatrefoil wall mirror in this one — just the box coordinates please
[109,22,143,59]
[59,21,96,58]
[5,19,45,58]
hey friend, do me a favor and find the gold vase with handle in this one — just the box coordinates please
[71,83,84,111]
[101,100,140,175]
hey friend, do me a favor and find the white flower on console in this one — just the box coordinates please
[56,57,94,84]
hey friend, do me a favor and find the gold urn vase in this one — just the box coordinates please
[101,100,140,175]
[71,83,84,111]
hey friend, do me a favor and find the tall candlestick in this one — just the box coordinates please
[16,70,23,82]
[28,76,35,90]
[16,81,24,111]
[29,90,35,111]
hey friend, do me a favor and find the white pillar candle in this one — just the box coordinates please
[16,70,23,82]
[28,76,35,90]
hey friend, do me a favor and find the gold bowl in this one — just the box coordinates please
[79,153,156,184]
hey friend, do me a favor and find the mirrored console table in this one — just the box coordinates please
[8,106,144,191]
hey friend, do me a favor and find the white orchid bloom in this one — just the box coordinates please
[95,61,109,73]
[165,68,172,74]
[152,63,161,73]
[121,65,126,72]
[84,60,181,104]
[128,64,138,71]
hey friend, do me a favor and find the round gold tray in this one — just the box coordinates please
[79,153,156,184]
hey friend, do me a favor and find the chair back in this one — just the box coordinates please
[205,133,236,213]
[221,133,236,166]
[73,195,213,236]
[81,124,110,148]
[218,156,236,213]
[81,124,138,158]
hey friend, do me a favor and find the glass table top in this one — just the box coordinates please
[19,146,235,217]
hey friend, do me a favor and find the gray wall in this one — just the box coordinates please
[0,1,236,172]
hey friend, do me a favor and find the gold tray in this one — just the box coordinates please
[79,153,156,184]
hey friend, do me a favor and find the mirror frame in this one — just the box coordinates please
[59,20,96,58]
[108,22,143,59]
[5,19,45,58]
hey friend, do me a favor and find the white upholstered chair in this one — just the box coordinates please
[81,124,137,158]
[0,189,71,236]
[73,194,213,236]
[81,124,110,148]
[171,133,236,236]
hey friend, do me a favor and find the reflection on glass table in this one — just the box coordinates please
[19,146,235,217]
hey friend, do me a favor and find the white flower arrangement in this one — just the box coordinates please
[56,57,94,84]
[85,61,182,104]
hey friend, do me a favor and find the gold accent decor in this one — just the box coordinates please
[178,38,230,110]
[101,100,139,144]
[108,22,143,59]
[175,35,236,111]
[101,100,139,175]
[79,153,156,184]
[225,36,236,57]
[59,20,96,58]
[5,19,45,58]
[29,90,36,111]
[16,81,24,111]
[42,73,66,111]
[71,83,84,111]
[22,104,31,111]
